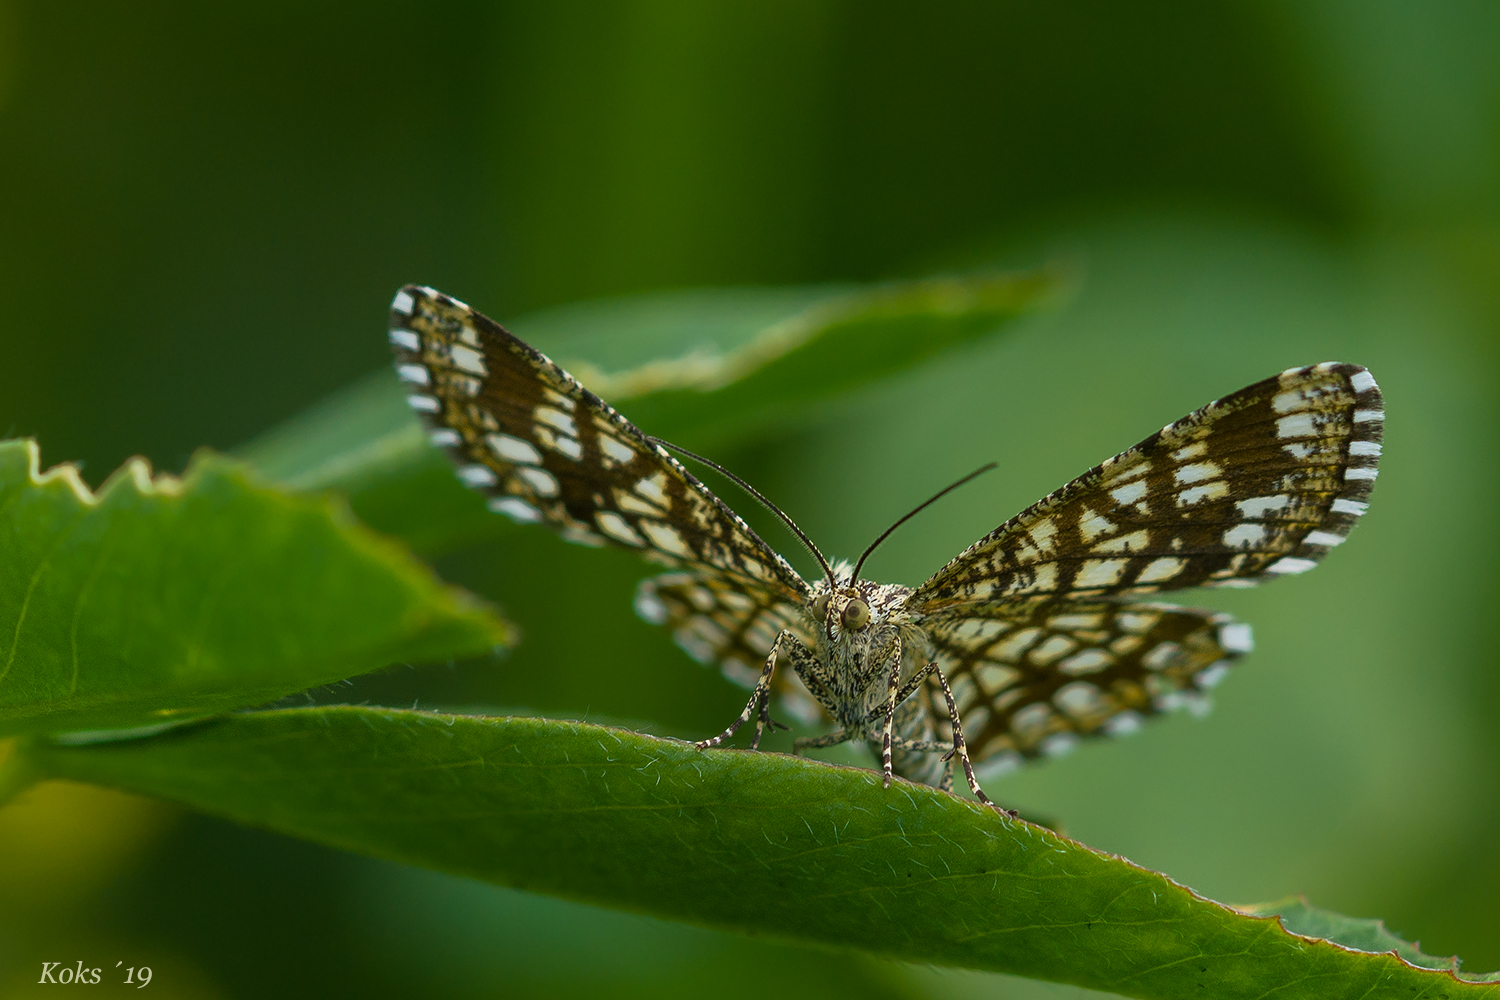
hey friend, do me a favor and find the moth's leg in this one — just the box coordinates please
[883,736,956,791]
[696,630,798,752]
[755,692,790,745]
[860,661,937,725]
[791,649,836,715]
[878,642,905,789]
[792,730,851,753]
[929,662,1014,817]
[888,737,953,753]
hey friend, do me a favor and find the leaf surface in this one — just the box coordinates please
[25,706,1498,998]
[0,441,510,735]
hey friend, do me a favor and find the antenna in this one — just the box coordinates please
[850,462,998,585]
[649,437,836,589]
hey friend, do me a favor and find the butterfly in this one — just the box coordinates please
[388,284,1384,814]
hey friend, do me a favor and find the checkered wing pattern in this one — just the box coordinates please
[388,285,810,604]
[913,362,1383,610]
[634,571,824,722]
[923,600,1249,773]
[907,363,1381,772]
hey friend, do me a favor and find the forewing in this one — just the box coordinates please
[923,601,1249,775]
[912,363,1383,608]
[388,285,809,601]
[635,570,824,723]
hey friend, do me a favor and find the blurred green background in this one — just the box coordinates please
[2,2,1498,997]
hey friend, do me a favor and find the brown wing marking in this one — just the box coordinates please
[635,569,824,724]
[389,284,809,601]
[920,600,1248,776]
[912,363,1383,610]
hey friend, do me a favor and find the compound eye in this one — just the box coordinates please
[813,593,831,619]
[841,598,870,631]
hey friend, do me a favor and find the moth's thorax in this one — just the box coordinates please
[804,573,929,731]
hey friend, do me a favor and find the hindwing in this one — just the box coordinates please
[920,600,1249,775]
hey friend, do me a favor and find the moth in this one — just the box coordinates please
[389,284,1383,814]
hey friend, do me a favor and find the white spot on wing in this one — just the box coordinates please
[1331,498,1368,516]
[1237,495,1290,518]
[1176,482,1228,506]
[1048,613,1104,630]
[1174,461,1221,485]
[1029,634,1077,665]
[1344,467,1378,481]
[1117,612,1158,634]
[543,387,576,411]
[1218,622,1254,652]
[457,464,498,488]
[396,364,430,386]
[636,474,669,506]
[1039,732,1078,758]
[449,344,487,376]
[389,329,420,350]
[1079,509,1116,541]
[1350,370,1378,393]
[535,426,583,460]
[391,290,415,314]
[596,511,645,546]
[600,436,637,464]
[1103,711,1143,737]
[1054,681,1105,718]
[1349,440,1381,457]
[1109,480,1148,506]
[489,496,542,523]
[1142,641,1180,670]
[1272,389,1308,413]
[535,406,577,437]
[1196,661,1233,688]
[639,520,692,558]
[1059,649,1112,676]
[1266,556,1318,574]
[674,625,716,664]
[1303,530,1344,547]
[1171,442,1208,460]
[488,433,542,465]
[991,627,1042,660]
[561,525,606,547]
[1075,559,1127,588]
[1011,703,1052,740]
[429,429,461,447]
[1028,518,1058,552]
[635,589,668,624]
[1221,524,1266,549]
[1138,556,1187,582]
[1352,409,1383,423]
[976,663,1020,692]
[956,619,1008,642]
[1094,529,1150,554]
[1276,413,1316,438]
[516,466,560,497]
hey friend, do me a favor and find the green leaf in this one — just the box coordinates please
[239,271,1060,554]
[0,441,511,735]
[25,706,1499,998]
[1239,897,1496,981]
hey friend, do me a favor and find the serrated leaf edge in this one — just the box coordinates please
[1232,895,1496,984]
